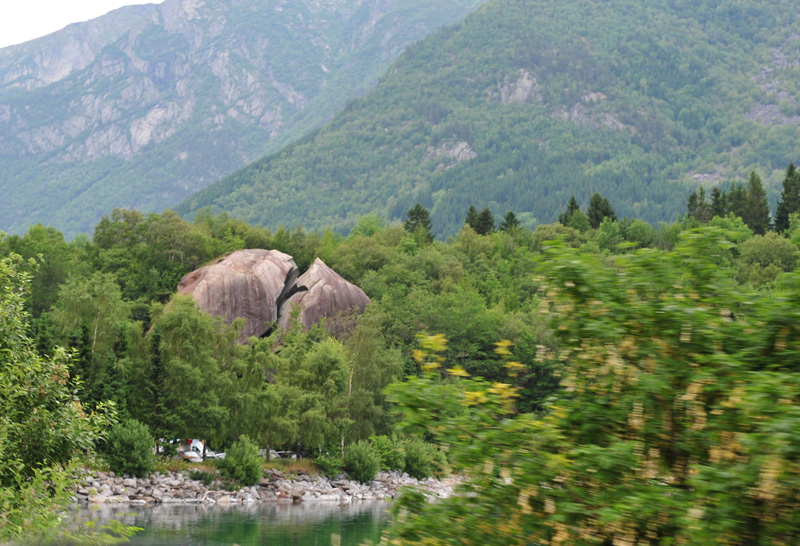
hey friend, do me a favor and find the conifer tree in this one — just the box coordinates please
[558,195,581,225]
[68,324,93,401]
[743,171,771,235]
[465,205,479,230]
[727,182,748,223]
[775,162,800,233]
[710,187,727,218]
[687,186,711,223]
[146,325,171,442]
[475,208,495,235]
[499,211,520,231]
[404,204,434,242]
[587,193,617,229]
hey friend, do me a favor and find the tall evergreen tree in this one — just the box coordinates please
[404,204,434,242]
[728,182,749,222]
[586,193,617,229]
[558,195,581,225]
[710,187,727,218]
[775,162,800,233]
[68,323,94,403]
[143,325,178,445]
[465,206,479,230]
[743,171,771,235]
[499,211,520,231]
[474,208,495,235]
[687,186,711,223]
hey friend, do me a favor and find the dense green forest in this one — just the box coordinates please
[4,171,800,542]
[180,0,800,237]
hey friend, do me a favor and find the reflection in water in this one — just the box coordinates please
[82,502,390,546]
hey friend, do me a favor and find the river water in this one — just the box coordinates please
[82,502,391,546]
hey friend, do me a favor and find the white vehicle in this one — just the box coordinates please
[177,439,225,461]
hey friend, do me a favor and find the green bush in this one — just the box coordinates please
[189,469,218,486]
[402,437,437,479]
[314,454,344,477]
[431,448,450,477]
[369,435,405,471]
[104,419,155,477]
[344,441,381,483]
[217,435,263,486]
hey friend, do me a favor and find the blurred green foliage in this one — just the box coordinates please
[383,230,800,545]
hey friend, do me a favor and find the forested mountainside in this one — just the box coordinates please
[180,0,800,237]
[0,0,487,237]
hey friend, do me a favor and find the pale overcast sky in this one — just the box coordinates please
[0,1,156,49]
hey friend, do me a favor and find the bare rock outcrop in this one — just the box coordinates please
[177,249,298,342]
[279,258,370,333]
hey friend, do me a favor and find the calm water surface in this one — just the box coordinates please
[83,502,391,546]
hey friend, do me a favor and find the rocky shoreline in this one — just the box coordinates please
[75,468,458,506]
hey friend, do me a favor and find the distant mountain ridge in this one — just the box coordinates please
[178,0,800,237]
[0,4,158,93]
[0,0,487,236]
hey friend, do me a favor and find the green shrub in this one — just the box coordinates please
[189,469,218,486]
[369,435,405,471]
[344,441,380,483]
[104,419,155,477]
[431,448,450,477]
[217,435,263,486]
[314,454,344,477]
[402,437,437,479]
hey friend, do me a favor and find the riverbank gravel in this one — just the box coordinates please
[74,468,459,506]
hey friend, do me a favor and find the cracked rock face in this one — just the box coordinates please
[278,258,370,334]
[177,251,368,342]
[177,249,298,342]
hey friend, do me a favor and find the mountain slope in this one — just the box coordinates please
[0,0,487,236]
[0,4,158,93]
[179,0,800,236]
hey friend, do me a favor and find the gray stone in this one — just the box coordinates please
[278,258,370,335]
[108,495,130,504]
[178,249,298,342]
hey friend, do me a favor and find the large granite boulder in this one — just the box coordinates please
[177,249,298,342]
[278,258,370,333]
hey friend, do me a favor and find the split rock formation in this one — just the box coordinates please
[177,249,298,342]
[177,250,368,342]
[278,258,371,334]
